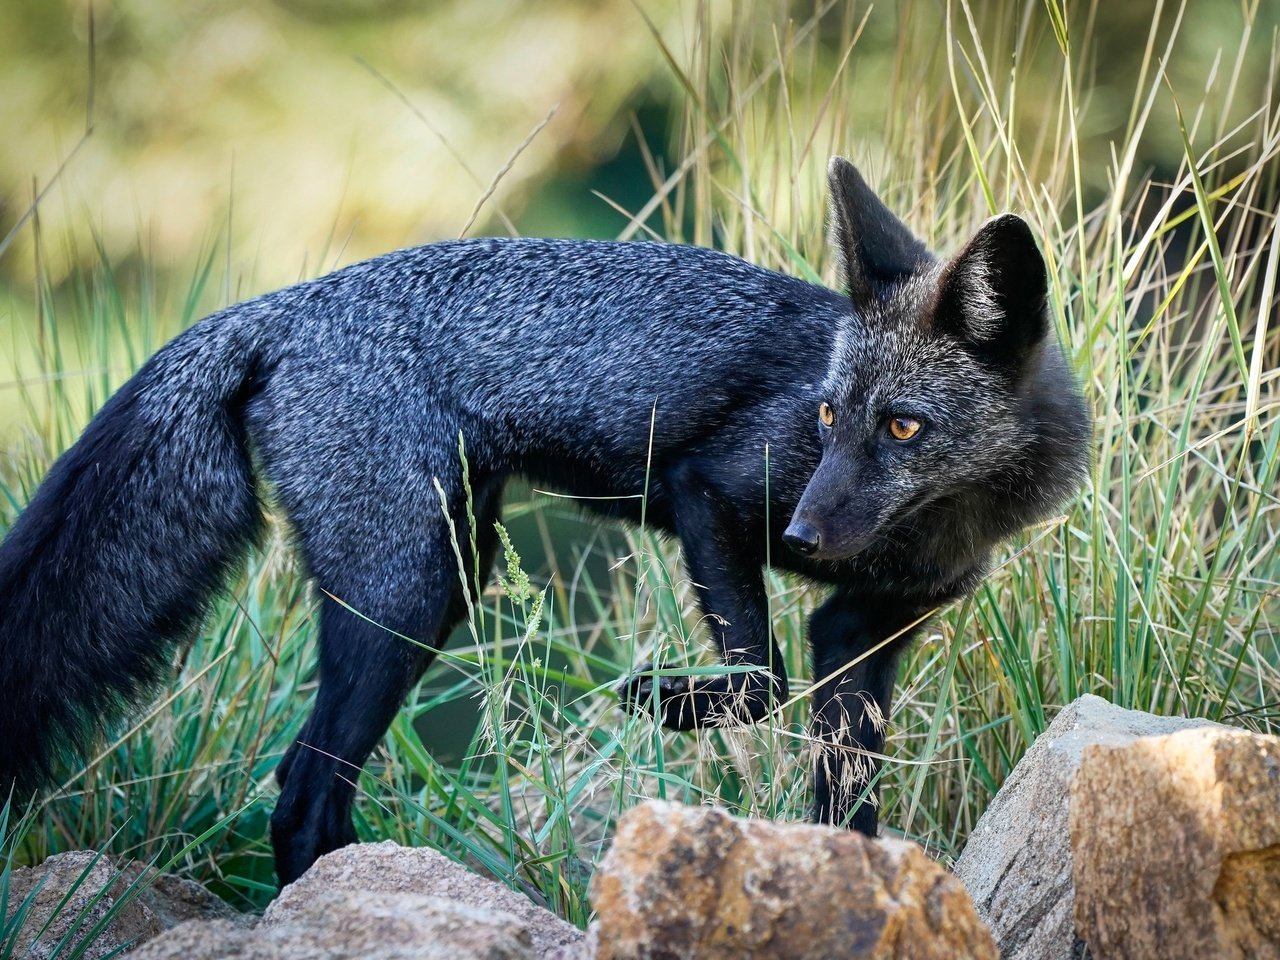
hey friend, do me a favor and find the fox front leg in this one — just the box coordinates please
[619,461,788,731]
[808,593,925,833]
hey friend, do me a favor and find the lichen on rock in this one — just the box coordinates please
[589,799,996,960]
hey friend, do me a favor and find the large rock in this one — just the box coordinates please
[589,799,996,960]
[133,891,536,960]
[954,694,1216,959]
[1071,726,1280,959]
[266,841,583,958]
[3,850,243,959]
[133,840,586,960]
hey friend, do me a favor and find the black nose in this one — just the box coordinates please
[783,520,821,556]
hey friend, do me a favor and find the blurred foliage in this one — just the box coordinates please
[2,1,1276,291]
[0,0,691,290]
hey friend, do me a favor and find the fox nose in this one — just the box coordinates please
[783,520,821,556]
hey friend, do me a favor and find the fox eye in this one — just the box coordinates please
[887,416,922,442]
[819,402,836,428]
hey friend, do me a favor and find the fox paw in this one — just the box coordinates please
[618,664,692,716]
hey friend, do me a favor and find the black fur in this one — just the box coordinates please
[0,157,1091,885]
[0,320,265,794]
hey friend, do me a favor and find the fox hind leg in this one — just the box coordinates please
[270,588,444,886]
[269,461,502,887]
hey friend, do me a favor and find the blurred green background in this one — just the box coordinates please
[3,1,1277,443]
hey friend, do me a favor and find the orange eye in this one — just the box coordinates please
[888,416,922,441]
[819,402,836,428]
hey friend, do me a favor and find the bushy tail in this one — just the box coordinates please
[0,315,267,796]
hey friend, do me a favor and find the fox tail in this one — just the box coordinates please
[0,314,268,796]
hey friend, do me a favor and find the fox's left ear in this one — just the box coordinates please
[933,214,1048,365]
[827,157,932,311]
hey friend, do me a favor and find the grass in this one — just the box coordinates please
[2,0,1278,952]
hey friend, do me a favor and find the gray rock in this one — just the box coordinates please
[3,850,244,959]
[266,841,583,957]
[953,694,1218,960]
[133,891,535,960]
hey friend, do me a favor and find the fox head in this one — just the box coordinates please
[783,157,1089,563]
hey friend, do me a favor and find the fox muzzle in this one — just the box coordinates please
[786,455,886,561]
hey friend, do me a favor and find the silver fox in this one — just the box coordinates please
[0,158,1091,884]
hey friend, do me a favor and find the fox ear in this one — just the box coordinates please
[827,157,931,310]
[933,214,1048,364]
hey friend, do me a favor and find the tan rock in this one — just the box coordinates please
[954,694,1217,959]
[266,840,583,957]
[3,850,244,959]
[589,800,995,960]
[133,891,535,959]
[1071,726,1280,959]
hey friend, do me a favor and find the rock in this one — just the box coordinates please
[132,840,586,960]
[589,799,995,960]
[3,850,244,959]
[266,841,583,958]
[133,892,536,959]
[953,694,1217,959]
[1071,726,1280,959]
